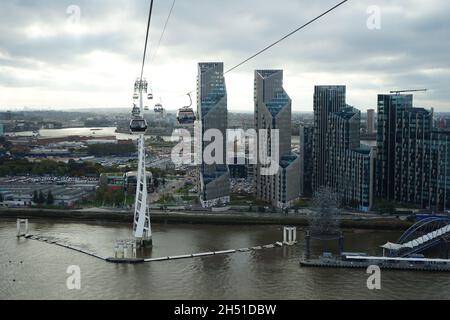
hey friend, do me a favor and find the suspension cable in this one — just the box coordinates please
[140,0,155,82]
[151,0,176,63]
[224,0,348,74]
[185,0,349,95]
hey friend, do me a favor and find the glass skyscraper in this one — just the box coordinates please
[254,69,300,209]
[197,62,230,207]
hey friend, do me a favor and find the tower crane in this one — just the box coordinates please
[390,89,428,95]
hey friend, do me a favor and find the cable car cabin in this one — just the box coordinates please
[177,108,196,125]
[131,104,140,117]
[133,93,139,100]
[144,105,149,111]
[154,103,164,113]
[147,93,153,100]
[129,118,148,134]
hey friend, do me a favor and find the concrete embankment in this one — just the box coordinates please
[0,208,413,230]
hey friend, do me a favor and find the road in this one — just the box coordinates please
[147,177,185,204]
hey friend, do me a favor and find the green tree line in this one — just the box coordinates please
[0,158,131,177]
[95,185,126,207]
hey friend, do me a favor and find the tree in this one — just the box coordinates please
[38,190,46,205]
[153,178,159,189]
[46,190,54,205]
[307,186,341,237]
[32,190,39,204]
[375,199,396,215]
[95,185,125,207]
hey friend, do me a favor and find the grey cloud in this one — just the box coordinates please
[0,0,449,110]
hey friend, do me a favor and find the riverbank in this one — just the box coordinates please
[0,207,413,230]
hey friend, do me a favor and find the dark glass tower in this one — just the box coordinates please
[197,62,230,207]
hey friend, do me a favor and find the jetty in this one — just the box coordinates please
[301,254,450,272]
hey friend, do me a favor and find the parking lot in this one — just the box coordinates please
[0,175,99,185]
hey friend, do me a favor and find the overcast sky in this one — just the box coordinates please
[0,0,449,112]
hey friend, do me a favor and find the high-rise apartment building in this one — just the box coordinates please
[367,109,375,135]
[376,94,450,210]
[299,124,313,196]
[197,62,230,207]
[312,85,346,190]
[254,70,300,209]
[376,94,413,199]
[327,106,375,210]
[430,130,450,211]
[312,86,374,210]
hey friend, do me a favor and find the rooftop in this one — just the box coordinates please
[256,70,282,79]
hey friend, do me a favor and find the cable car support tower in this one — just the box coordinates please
[131,79,152,248]
[130,0,154,248]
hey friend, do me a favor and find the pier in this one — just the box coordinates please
[27,234,107,260]
[301,255,450,272]
[140,246,288,263]
[26,233,296,264]
[301,217,450,273]
[21,225,298,264]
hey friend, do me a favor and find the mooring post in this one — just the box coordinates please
[132,242,137,258]
[16,218,29,237]
[440,238,448,259]
[338,232,344,256]
[283,226,297,245]
[305,231,311,261]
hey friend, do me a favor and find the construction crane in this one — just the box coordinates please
[390,89,428,95]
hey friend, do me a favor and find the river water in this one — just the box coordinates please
[1,220,449,300]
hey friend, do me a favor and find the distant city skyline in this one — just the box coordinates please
[0,0,449,112]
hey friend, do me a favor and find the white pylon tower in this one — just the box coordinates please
[130,78,152,247]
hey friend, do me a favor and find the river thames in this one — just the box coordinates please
[1,220,449,300]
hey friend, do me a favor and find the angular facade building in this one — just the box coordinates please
[376,94,450,211]
[254,70,300,209]
[312,86,374,210]
[197,62,230,207]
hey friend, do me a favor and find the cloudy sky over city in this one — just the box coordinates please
[0,0,449,112]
